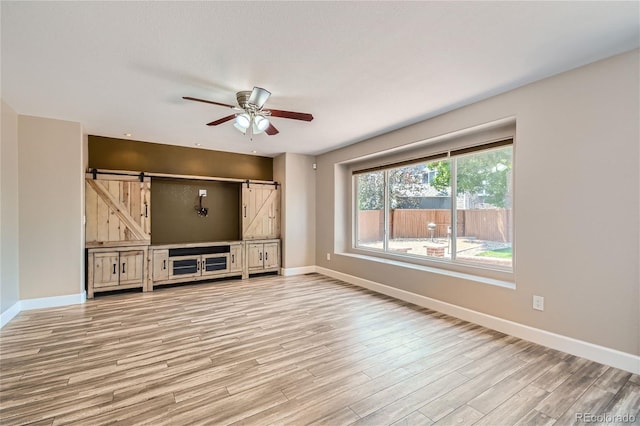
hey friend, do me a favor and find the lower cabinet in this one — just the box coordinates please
[169,253,229,279]
[87,246,148,298]
[89,241,274,295]
[247,240,280,274]
[150,242,244,289]
[229,243,243,273]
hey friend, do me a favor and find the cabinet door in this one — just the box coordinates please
[93,253,119,288]
[85,178,151,245]
[152,249,169,281]
[119,250,144,286]
[242,184,280,240]
[263,242,280,269]
[248,244,264,271]
[201,254,229,276]
[229,244,243,272]
[169,256,201,279]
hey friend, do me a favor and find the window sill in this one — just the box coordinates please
[339,249,516,290]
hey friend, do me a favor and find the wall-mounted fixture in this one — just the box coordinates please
[195,192,208,217]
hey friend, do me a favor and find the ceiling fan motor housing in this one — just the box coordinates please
[236,91,252,110]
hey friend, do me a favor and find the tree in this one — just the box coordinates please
[356,171,384,210]
[356,146,512,210]
[356,165,425,210]
[431,147,512,208]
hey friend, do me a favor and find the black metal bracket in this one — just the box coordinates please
[92,168,97,180]
[139,172,145,182]
[245,179,250,188]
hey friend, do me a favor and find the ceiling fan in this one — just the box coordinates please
[183,87,313,136]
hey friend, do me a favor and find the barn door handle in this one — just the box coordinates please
[231,254,235,263]
[113,264,117,275]
[265,252,268,261]
[122,263,126,274]
[144,204,148,218]
[163,259,166,270]
[259,252,262,261]
[244,205,247,218]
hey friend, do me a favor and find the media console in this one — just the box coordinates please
[87,240,280,298]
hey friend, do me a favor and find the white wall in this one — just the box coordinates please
[1,101,20,315]
[315,49,639,357]
[18,115,84,300]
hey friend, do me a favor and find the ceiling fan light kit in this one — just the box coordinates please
[183,86,313,138]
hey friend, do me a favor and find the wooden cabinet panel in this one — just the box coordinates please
[88,246,148,298]
[242,184,280,240]
[93,253,119,288]
[119,251,144,285]
[85,178,151,246]
[229,244,243,273]
[201,254,229,277]
[248,244,264,271]
[169,256,201,280]
[152,249,169,281]
[247,240,280,273]
[263,243,279,270]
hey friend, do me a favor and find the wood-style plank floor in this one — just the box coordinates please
[1,274,639,425]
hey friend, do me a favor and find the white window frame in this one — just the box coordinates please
[351,137,514,281]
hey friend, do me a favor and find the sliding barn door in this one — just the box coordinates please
[242,183,280,240]
[85,178,151,245]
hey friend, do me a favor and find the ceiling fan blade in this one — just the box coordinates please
[248,87,271,109]
[265,123,279,136]
[207,114,236,126]
[183,96,236,109]
[267,109,314,122]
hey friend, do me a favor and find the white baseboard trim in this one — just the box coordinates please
[0,301,22,329]
[316,266,640,375]
[20,291,87,312]
[281,266,318,276]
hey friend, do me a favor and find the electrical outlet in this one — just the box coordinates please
[199,189,207,197]
[326,253,331,261]
[533,295,544,311]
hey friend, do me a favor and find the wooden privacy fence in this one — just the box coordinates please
[358,209,511,243]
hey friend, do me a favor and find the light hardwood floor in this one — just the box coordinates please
[1,274,639,425]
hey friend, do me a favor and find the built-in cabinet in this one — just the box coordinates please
[86,171,281,297]
[247,240,280,274]
[85,176,151,246]
[242,183,280,240]
[87,246,148,298]
[149,242,250,289]
[229,244,243,273]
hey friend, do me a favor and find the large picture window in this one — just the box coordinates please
[354,140,513,271]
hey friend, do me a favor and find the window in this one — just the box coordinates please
[354,139,513,271]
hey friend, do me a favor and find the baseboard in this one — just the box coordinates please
[0,301,22,329]
[281,265,318,276]
[316,266,640,375]
[20,291,87,312]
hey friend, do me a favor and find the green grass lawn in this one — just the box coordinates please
[477,247,512,258]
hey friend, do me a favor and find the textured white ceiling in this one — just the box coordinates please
[2,1,638,157]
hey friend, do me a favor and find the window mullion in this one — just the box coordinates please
[450,157,457,260]
[383,169,389,252]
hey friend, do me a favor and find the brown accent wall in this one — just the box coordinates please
[151,179,240,244]
[88,135,272,181]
